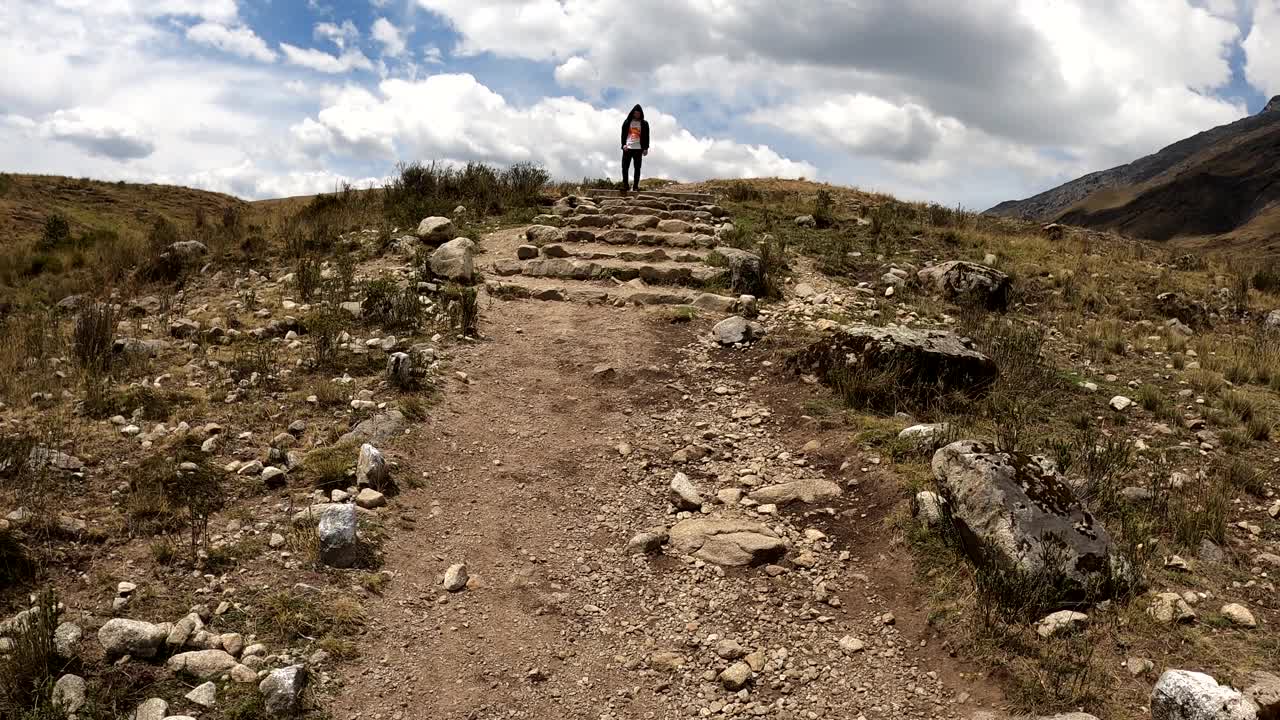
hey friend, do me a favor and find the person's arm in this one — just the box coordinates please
[642,121,650,154]
[621,121,627,149]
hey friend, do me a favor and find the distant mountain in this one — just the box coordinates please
[987,96,1280,255]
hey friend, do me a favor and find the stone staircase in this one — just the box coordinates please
[483,192,751,311]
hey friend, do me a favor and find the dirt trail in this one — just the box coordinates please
[328,204,1010,719]
[328,298,688,718]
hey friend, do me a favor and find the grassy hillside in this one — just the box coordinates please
[0,173,246,309]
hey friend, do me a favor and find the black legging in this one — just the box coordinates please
[622,149,643,190]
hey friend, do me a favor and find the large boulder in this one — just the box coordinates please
[259,665,308,716]
[712,315,765,345]
[416,217,455,244]
[713,246,764,295]
[430,237,476,283]
[317,503,361,568]
[787,324,997,398]
[931,440,1131,600]
[168,241,209,266]
[668,518,787,566]
[1152,670,1258,720]
[338,410,405,445]
[1157,292,1211,328]
[98,618,168,659]
[917,261,1011,310]
[525,225,564,245]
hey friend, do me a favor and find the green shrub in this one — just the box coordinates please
[812,189,835,229]
[72,302,115,376]
[38,214,71,251]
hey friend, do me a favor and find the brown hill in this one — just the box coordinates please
[988,97,1280,256]
[0,173,244,247]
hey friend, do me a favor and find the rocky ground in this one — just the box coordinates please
[4,183,1280,720]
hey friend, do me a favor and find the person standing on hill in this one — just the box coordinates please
[620,104,650,193]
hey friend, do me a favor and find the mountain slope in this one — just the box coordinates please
[0,173,245,247]
[988,97,1280,253]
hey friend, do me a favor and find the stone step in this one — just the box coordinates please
[564,214,716,233]
[490,257,728,288]
[526,242,707,264]
[587,188,715,203]
[594,206,718,222]
[484,276,744,312]
[526,226,718,249]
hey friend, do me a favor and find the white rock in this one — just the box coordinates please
[1036,610,1089,638]
[443,563,469,592]
[185,681,217,707]
[1151,669,1258,720]
[1110,395,1134,411]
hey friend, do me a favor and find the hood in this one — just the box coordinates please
[629,104,645,121]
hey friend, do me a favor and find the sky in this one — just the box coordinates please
[1,0,1279,209]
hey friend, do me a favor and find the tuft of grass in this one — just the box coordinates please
[0,589,60,718]
[302,441,358,490]
[1219,389,1258,424]
[1170,471,1230,549]
[442,283,479,336]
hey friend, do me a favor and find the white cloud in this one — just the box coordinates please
[187,21,277,62]
[1244,1,1280,97]
[371,17,406,57]
[554,56,600,96]
[315,19,360,50]
[416,0,1251,206]
[281,43,375,74]
[289,73,815,182]
[37,107,156,160]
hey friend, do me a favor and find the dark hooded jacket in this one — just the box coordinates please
[621,104,650,151]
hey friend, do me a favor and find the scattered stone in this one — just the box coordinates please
[1128,657,1156,676]
[913,491,944,525]
[517,244,540,260]
[794,214,816,227]
[387,352,413,387]
[443,563,469,592]
[1244,671,1280,717]
[712,315,765,345]
[185,681,217,708]
[838,635,866,654]
[52,673,86,714]
[317,503,361,568]
[1221,603,1257,628]
[719,661,754,690]
[356,443,391,491]
[627,526,668,554]
[416,216,455,244]
[748,479,841,506]
[669,472,705,511]
[430,237,477,282]
[98,618,167,658]
[54,621,82,657]
[1148,592,1197,625]
[668,518,787,566]
[1036,610,1089,638]
[132,698,168,720]
[714,639,746,660]
[259,665,308,716]
[166,649,239,680]
[1111,395,1134,411]
[261,466,287,489]
[355,487,386,509]
[1151,669,1257,720]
